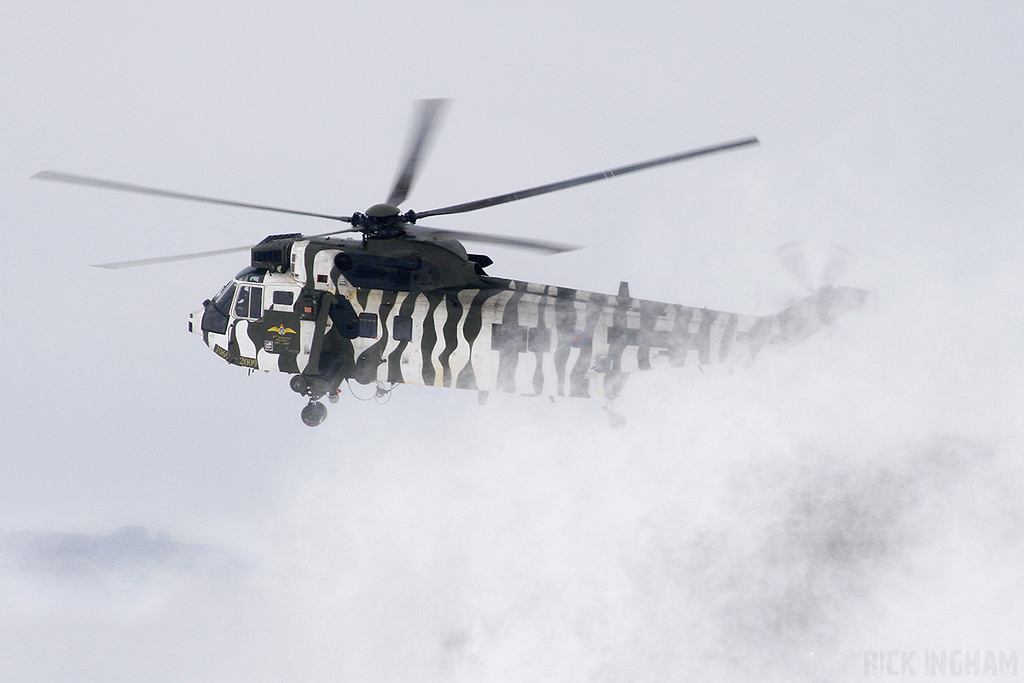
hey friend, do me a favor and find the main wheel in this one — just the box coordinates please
[301,401,328,427]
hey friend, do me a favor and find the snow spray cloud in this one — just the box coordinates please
[2,257,1021,683]
[246,267,1022,682]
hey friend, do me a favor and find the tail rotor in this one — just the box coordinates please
[772,239,856,306]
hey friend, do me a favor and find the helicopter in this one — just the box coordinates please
[35,100,869,427]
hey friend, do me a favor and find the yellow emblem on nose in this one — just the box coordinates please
[269,325,297,335]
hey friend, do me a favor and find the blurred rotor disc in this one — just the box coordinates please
[770,239,856,306]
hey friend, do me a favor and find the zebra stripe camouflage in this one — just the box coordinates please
[330,279,868,401]
[189,238,869,417]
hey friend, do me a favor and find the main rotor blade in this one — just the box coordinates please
[416,137,759,219]
[406,225,579,254]
[386,98,449,207]
[94,244,260,269]
[33,171,353,223]
[93,228,358,269]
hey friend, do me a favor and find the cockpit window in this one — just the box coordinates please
[233,285,263,319]
[235,267,267,283]
[201,282,236,334]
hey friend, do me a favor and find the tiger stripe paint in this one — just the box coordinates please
[190,238,869,408]
[326,278,867,401]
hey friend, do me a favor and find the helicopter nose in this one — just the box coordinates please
[188,309,203,335]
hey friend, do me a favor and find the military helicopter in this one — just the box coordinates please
[35,100,869,426]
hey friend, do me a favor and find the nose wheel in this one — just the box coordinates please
[301,400,328,427]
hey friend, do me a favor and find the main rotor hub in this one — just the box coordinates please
[365,203,401,218]
[350,204,419,238]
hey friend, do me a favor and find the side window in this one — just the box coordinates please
[393,315,413,342]
[491,323,527,352]
[233,285,263,319]
[270,289,294,312]
[233,286,250,317]
[358,313,378,338]
[491,324,550,353]
[248,286,263,318]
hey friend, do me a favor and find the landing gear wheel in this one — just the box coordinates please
[301,400,328,427]
[290,374,310,395]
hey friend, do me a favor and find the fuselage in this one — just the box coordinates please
[189,235,869,402]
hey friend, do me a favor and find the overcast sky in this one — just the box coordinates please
[2,2,1022,681]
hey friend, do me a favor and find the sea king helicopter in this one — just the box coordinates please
[35,100,868,426]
